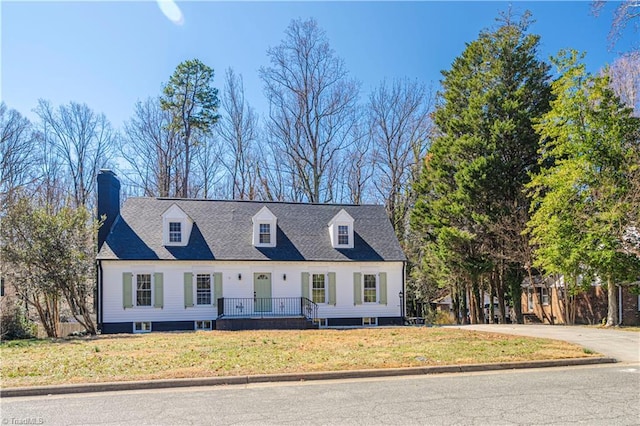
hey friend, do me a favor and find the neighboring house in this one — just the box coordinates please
[96,170,406,333]
[431,292,510,323]
[432,293,454,315]
[522,275,640,326]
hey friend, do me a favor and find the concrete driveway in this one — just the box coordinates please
[450,324,640,363]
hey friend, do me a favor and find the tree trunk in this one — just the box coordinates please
[488,278,495,324]
[606,276,617,327]
[31,293,60,338]
[496,265,506,324]
[567,276,575,325]
[461,285,469,324]
[510,268,523,324]
[452,284,461,325]
[567,277,576,325]
[549,284,555,325]
[470,276,482,324]
[182,138,190,198]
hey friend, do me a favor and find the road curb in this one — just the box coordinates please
[0,357,616,398]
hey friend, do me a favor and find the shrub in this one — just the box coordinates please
[1,301,36,340]
[433,311,456,325]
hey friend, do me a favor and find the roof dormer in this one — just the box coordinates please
[328,209,354,249]
[252,206,277,248]
[162,204,193,247]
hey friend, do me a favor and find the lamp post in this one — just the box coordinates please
[399,291,404,324]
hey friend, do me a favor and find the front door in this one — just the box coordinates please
[254,273,272,313]
[527,288,534,312]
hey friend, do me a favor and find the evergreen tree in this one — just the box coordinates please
[161,59,220,198]
[411,11,552,323]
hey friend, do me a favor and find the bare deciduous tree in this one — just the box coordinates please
[607,50,640,114]
[592,0,640,48]
[369,78,433,236]
[341,121,373,204]
[192,134,224,199]
[218,68,259,200]
[32,127,67,212]
[255,145,289,202]
[121,97,182,197]
[0,103,36,207]
[35,100,113,208]
[260,18,360,203]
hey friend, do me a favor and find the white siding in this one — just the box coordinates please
[101,260,404,323]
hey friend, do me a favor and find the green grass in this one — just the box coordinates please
[0,327,598,388]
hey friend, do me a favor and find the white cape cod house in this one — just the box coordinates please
[96,170,407,333]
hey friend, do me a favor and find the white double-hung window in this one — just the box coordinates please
[136,273,152,307]
[259,223,271,244]
[540,287,550,306]
[338,225,349,245]
[196,274,212,305]
[169,222,182,242]
[312,274,326,304]
[363,274,377,303]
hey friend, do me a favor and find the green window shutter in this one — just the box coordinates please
[328,272,336,306]
[153,273,164,308]
[301,272,310,299]
[123,272,133,309]
[184,272,194,308]
[379,272,387,305]
[353,272,362,305]
[213,272,223,304]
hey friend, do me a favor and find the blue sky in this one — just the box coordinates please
[1,1,636,130]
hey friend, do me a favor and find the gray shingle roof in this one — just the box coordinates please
[97,198,406,262]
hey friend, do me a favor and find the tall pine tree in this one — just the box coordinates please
[411,11,551,323]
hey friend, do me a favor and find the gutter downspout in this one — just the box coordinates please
[98,260,103,333]
[402,261,406,323]
[618,284,622,326]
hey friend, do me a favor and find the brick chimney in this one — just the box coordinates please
[97,169,120,250]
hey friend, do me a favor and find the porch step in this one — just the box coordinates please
[216,317,318,331]
[522,313,543,324]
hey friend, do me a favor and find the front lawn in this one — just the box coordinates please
[0,327,598,388]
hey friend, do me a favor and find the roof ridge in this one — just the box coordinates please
[127,197,381,207]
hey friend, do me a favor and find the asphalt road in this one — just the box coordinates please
[2,364,639,426]
[449,324,640,363]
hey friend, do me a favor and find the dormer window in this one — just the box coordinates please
[328,209,354,249]
[169,222,182,243]
[252,206,277,248]
[338,225,349,245]
[162,204,193,247]
[259,223,271,244]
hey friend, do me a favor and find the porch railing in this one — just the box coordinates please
[217,297,318,322]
